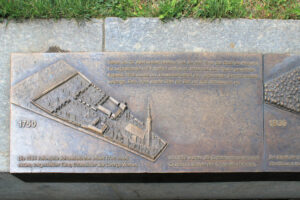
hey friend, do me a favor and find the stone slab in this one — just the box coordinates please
[10,52,264,173]
[110,181,300,199]
[1,173,300,200]
[105,18,300,53]
[0,173,119,200]
[0,19,103,172]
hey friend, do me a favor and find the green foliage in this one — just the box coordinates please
[0,0,299,21]
[200,0,247,18]
[158,0,197,20]
[244,0,300,19]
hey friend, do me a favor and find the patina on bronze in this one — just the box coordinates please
[29,65,167,162]
[264,54,300,172]
[9,52,299,173]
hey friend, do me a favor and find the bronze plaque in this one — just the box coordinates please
[264,54,300,171]
[10,52,266,173]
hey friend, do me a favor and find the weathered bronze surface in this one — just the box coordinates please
[9,52,298,173]
[264,54,300,171]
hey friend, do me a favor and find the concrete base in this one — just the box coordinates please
[1,173,300,199]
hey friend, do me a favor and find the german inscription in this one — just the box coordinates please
[10,52,299,173]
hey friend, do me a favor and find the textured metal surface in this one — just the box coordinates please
[264,66,299,113]
[0,19,103,172]
[11,52,264,173]
[264,54,300,171]
[29,67,166,161]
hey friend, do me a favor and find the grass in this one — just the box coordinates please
[0,0,299,21]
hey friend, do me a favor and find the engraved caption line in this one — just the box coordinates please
[18,162,138,168]
[269,162,300,167]
[168,155,260,160]
[167,155,259,168]
[107,73,259,79]
[17,155,138,168]
[18,155,129,161]
[108,60,259,66]
[269,154,300,160]
[108,79,240,85]
[168,161,257,168]
[107,66,257,72]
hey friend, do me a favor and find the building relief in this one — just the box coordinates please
[264,66,300,114]
[12,60,167,162]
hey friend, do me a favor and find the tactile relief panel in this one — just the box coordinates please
[11,52,265,173]
[264,54,300,172]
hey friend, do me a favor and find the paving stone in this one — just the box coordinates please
[105,18,300,53]
[0,19,103,172]
[112,182,300,199]
[1,173,300,200]
[0,173,119,200]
